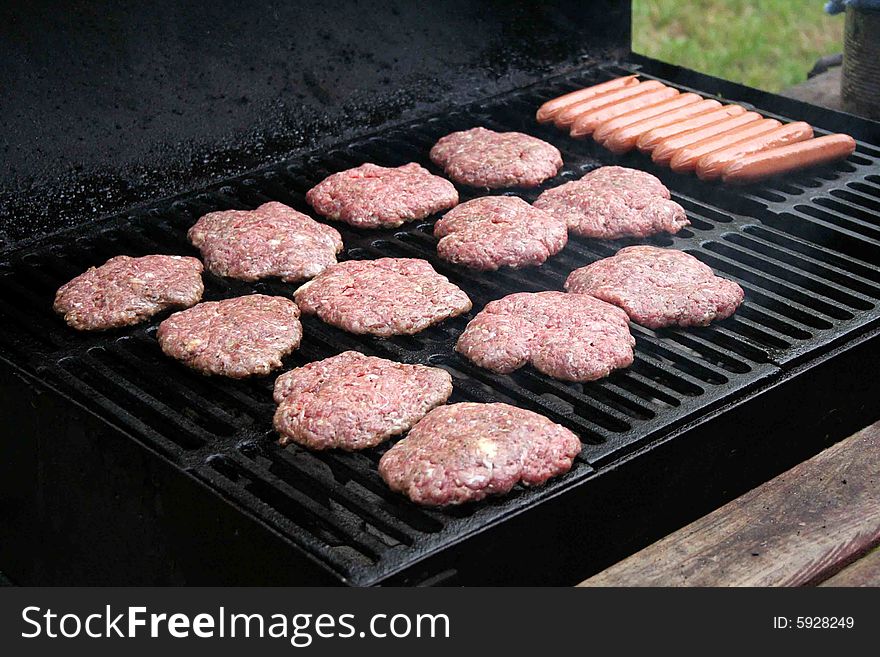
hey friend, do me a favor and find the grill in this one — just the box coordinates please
[3,4,880,586]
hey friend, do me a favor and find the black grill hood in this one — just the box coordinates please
[0,0,629,247]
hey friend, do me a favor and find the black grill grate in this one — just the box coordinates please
[2,64,880,584]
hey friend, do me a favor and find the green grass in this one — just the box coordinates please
[633,0,845,92]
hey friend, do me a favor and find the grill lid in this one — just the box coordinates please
[0,0,629,247]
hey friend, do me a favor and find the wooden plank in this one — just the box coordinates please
[820,548,880,587]
[579,421,880,587]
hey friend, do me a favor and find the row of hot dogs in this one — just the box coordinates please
[536,75,856,185]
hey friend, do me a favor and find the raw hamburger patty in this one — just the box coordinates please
[578,165,670,195]
[533,166,689,239]
[455,291,634,381]
[294,258,472,336]
[378,402,581,506]
[305,162,459,229]
[54,255,204,331]
[188,201,343,282]
[429,127,563,188]
[565,246,745,328]
[434,196,568,270]
[273,351,453,450]
[157,294,302,377]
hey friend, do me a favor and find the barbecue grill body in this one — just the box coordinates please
[2,3,880,586]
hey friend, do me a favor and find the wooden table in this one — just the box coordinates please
[580,421,880,587]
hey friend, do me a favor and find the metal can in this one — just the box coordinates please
[842,3,880,119]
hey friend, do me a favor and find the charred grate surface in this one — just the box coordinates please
[1,65,879,585]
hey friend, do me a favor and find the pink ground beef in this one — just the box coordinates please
[455,290,635,382]
[273,351,453,450]
[533,166,689,239]
[188,201,342,283]
[379,402,581,506]
[157,294,302,378]
[430,127,562,188]
[434,196,567,271]
[54,254,204,331]
[565,245,745,328]
[294,258,472,336]
[305,162,458,229]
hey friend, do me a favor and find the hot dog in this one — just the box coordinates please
[592,93,703,144]
[668,118,782,173]
[570,86,680,138]
[602,99,723,154]
[636,104,747,153]
[695,122,815,180]
[721,133,857,185]
[553,80,666,129]
[536,75,639,123]
[651,111,762,166]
